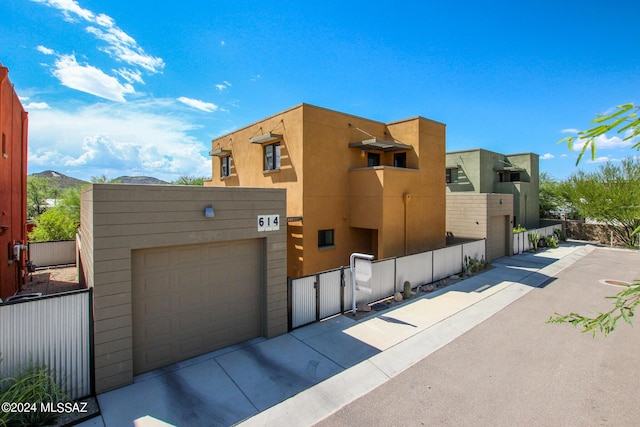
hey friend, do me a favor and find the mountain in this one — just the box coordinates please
[30,170,89,190]
[29,171,170,188]
[112,176,169,185]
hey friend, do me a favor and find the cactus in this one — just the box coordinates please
[403,280,412,299]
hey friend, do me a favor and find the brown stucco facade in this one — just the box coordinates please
[79,184,287,393]
[0,64,29,300]
[207,103,446,277]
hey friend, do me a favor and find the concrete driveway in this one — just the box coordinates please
[80,242,631,426]
[316,246,640,427]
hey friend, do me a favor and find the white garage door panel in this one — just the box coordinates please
[132,239,262,374]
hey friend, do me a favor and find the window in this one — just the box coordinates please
[220,156,231,178]
[367,152,380,167]
[446,168,458,184]
[499,171,522,182]
[1,133,6,159]
[394,152,407,168]
[264,143,281,172]
[318,229,334,248]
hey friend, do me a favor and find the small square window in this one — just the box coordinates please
[367,152,380,167]
[220,156,232,178]
[318,229,334,248]
[446,168,458,184]
[394,152,407,168]
[264,143,281,172]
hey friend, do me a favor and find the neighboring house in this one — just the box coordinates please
[0,64,29,300]
[445,148,540,229]
[206,103,446,278]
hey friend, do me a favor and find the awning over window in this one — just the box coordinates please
[250,132,282,144]
[495,166,525,172]
[209,148,232,157]
[348,138,412,152]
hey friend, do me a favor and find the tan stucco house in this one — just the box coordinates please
[206,103,447,277]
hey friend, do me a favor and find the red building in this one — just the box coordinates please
[0,64,29,300]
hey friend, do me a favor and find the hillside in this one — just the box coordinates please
[112,176,169,185]
[29,171,169,188]
[30,170,89,190]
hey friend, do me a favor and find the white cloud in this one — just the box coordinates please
[560,128,579,134]
[52,54,134,102]
[36,45,54,55]
[114,68,144,84]
[587,156,612,164]
[86,26,164,73]
[24,102,51,110]
[215,81,231,92]
[31,0,94,22]
[572,133,634,152]
[220,41,225,46]
[540,153,554,160]
[31,0,164,80]
[27,101,211,181]
[177,97,220,113]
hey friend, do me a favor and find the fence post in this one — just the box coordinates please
[89,287,96,396]
[287,277,293,332]
[340,267,345,314]
[315,274,320,322]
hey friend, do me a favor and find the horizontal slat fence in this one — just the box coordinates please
[28,240,76,268]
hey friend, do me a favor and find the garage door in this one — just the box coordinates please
[132,239,262,375]
[487,215,508,261]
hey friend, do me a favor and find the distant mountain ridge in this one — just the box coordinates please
[112,176,169,185]
[30,170,169,188]
[30,170,88,190]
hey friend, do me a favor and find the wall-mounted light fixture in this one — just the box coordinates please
[204,205,215,218]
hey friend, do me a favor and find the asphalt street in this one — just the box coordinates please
[316,247,640,427]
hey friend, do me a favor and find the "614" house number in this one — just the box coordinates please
[257,215,279,232]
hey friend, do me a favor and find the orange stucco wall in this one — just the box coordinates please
[207,103,446,277]
[0,64,29,300]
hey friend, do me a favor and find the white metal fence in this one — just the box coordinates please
[290,239,486,329]
[0,290,92,400]
[513,224,562,255]
[28,240,76,268]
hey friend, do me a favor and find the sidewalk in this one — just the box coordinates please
[80,242,595,427]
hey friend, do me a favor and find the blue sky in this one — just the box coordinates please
[2,0,639,182]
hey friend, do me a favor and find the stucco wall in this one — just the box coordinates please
[208,104,446,276]
[0,65,28,300]
[446,149,539,229]
[80,184,287,393]
[446,193,513,258]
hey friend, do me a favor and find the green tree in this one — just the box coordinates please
[28,207,78,241]
[26,176,60,218]
[91,174,116,183]
[58,186,81,224]
[173,175,208,186]
[538,172,566,219]
[550,103,640,335]
[562,158,640,247]
[560,103,640,165]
